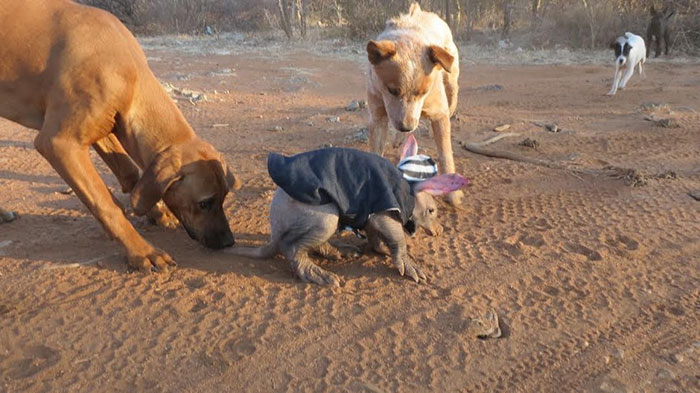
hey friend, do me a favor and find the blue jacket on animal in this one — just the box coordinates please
[267,148,415,230]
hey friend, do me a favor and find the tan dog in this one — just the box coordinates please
[0,0,241,272]
[366,2,462,204]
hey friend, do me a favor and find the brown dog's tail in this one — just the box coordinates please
[225,242,278,259]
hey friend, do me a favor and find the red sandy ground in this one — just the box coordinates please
[1,37,699,392]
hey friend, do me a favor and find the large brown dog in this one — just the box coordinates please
[366,2,462,205]
[0,0,240,272]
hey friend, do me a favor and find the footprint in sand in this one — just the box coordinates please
[566,243,603,261]
[605,234,640,252]
[2,345,61,379]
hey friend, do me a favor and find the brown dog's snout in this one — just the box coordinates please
[205,229,234,249]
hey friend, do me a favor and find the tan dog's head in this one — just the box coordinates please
[131,139,241,249]
[367,39,454,132]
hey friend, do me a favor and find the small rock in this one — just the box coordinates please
[469,307,502,339]
[493,124,511,132]
[327,116,340,123]
[257,115,263,119]
[612,348,624,360]
[519,138,539,149]
[644,116,680,128]
[598,378,629,393]
[639,102,670,113]
[211,123,229,128]
[656,368,675,379]
[670,353,683,363]
[268,126,284,132]
[345,127,369,144]
[472,84,504,92]
[345,100,366,112]
[60,188,74,195]
[656,170,677,179]
[319,143,333,148]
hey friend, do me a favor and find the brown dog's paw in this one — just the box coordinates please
[147,201,179,229]
[127,247,176,273]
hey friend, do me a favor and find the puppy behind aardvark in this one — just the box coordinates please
[226,135,469,287]
[366,2,462,205]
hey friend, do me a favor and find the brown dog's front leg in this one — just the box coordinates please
[93,134,179,229]
[35,129,175,273]
[367,213,426,283]
[93,133,140,194]
[431,116,463,205]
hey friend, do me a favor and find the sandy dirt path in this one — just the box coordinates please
[1,38,699,392]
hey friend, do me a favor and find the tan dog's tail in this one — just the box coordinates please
[226,242,277,259]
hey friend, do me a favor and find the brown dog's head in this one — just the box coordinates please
[367,39,454,132]
[131,139,241,249]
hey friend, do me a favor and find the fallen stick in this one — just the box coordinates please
[41,253,120,270]
[461,135,649,186]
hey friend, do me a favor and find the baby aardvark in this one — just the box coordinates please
[228,135,469,286]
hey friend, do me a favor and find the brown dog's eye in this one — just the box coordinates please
[198,197,215,211]
[388,87,401,96]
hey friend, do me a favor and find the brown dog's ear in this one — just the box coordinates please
[219,154,242,191]
[131,146,182,216]
[367,40,396,65]
[428,45,455,73]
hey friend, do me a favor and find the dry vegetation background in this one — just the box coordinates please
[80,0,700,53]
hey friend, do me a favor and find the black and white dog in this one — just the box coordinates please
[647,6,674,57]
[607,32,646,96]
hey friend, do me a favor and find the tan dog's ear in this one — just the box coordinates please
[220,154,242,191]
[131,146,182,216]
[428,46,455,73]
[367,40,396,65]
[409,2,421,16]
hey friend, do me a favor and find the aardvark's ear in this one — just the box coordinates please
[367,40,396,65]
[413,173,470,196]
[400,133,419,160]
[131,146,182,215]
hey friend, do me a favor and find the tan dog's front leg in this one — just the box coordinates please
[0,207,17,223]
[368,99,389,156]
[35,131,175,273]
[431,116,463,205]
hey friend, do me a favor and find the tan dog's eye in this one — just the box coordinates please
[388,87,401,96]
[415,90,427,97]
[428,208,435,214]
